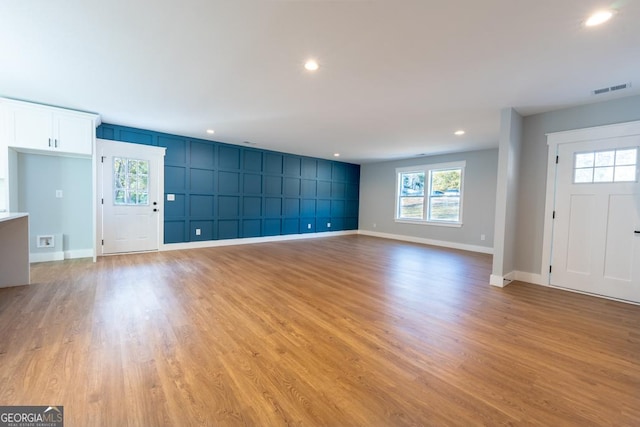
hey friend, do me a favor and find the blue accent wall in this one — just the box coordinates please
[97,124,360,244]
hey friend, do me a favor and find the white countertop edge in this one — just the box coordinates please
[0,212,29,223]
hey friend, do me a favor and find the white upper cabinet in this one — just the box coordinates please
[3,99,99,156]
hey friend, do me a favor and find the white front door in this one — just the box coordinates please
[98,139,165,255]
[551,135,640,303]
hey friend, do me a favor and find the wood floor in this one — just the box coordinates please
[0,235,639,426]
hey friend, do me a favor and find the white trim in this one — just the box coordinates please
[161,230,357,251]
[490,273,511,288]
[395,160,467,174]
[542,119,640,285]
[357,229,493,254]
[546,120,640,145]
[540,138,558,282]
[395,219,463,228]
[64,249,94,259]
[513,271,546,286]
[96,139,166,257]
[30,248,95,263]
[395,161,466,225]
[30,251,64,263]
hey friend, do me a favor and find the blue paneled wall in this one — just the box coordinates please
[97,124,360,244]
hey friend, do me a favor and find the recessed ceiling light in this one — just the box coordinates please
[304,59,319,71]
[333,153,340,157]
[585,10,614,27]
[206,129,215,134]
[454,130,465,136]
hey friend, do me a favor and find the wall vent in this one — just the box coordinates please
[593,82,632,95]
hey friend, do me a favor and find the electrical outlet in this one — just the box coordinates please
[327,222,331,228]
[307,223,312,229]
[167,194,175,201]
[480,234,486,241]
[195,228,201,236]
[373,223,377,228]
[55,190,63,198]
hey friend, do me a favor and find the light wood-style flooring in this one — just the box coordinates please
[0,235,639,426]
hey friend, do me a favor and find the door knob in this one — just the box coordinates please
[153,208,159,212]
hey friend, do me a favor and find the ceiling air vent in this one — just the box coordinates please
[593,82,632,95]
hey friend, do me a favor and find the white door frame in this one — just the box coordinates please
[95,139,166,257]
[542,120,640,289]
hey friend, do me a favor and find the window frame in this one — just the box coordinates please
[395,161,465,227]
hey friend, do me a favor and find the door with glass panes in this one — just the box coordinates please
[98,139,165,254]
[551,136,640,303]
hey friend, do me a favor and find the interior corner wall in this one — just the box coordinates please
[96,124,360,244]
[358,148,498,251]
[492,108,523,284]
[516,94,640,275]
[17,152,93,255]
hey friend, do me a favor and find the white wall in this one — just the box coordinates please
[359,148,498,252]
[515,94,640,276]
[17,152,93,260]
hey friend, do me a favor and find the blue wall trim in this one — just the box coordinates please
[97,124,360,244]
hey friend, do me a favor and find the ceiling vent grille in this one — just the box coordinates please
[593,82,632,95]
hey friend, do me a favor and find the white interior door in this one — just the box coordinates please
[551,135,640,303]
[98,140,165,255]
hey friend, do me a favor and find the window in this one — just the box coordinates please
[396,161,465,225]
[573,148,637,184]
[113,157,149,205]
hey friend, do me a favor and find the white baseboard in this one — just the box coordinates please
[64,249,94,260]
[30,251,64,263]
[161,230,358,252]
[358,230,493,255]
[514,271,547,286]
[30,248,94,263]
[490,274,504,287]
[491,271,546,287]
[489,272,515,288]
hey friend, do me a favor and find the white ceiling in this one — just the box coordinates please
[1,1,639,164]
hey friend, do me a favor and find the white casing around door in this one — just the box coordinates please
[550,134,640,303]
[97,139,165,255]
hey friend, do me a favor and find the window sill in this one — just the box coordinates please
[395,219,463,228]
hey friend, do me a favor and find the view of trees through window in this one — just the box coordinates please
[397,165,463,223]
[399,172,425,219]
[429,169,461,221]
[114,157,150,205]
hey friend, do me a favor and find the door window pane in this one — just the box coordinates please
[573,147,637,184]
[575,152,594,168]
[616,149,637,166]
[614,165,636,182]
[595,151,615,167]
[113,157,150,205]
[594,166,614,183]
[574,168,593,183]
